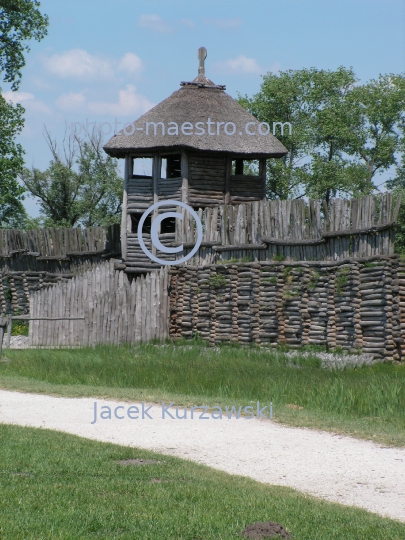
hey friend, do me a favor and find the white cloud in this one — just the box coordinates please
[55,92,86,111]
[30,76,57,91]
[88,85,154,117]
[118,52,143,73]
[25,100,52,114]
[204,18,242,29]
[138,14,172,33]
[215,55,262,75]
[2,90,51,114]
[3,90,35,104]
[43,48,115,79]
[43,49,144,80]
[179,18,195,28]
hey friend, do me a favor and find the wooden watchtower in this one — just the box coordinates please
[103,47,287,271]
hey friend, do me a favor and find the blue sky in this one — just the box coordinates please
[3,0,405,217]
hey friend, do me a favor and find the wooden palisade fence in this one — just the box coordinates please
[174,193,401,265]
[0,223,120,258]
[2,194,404,359]
[28,261,169,346]
[0,224,121,314]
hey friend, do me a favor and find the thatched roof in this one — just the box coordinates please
[104,59,287,159]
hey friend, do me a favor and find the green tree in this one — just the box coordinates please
[299,68,372,202]
[239,68,315,199]
[0,90,26,227]
[387,127,405,254]
[20,129,123,228]
[0,0,49,90]
[239,68,405,202]
[0,0,48,228]
[346,74,405,184]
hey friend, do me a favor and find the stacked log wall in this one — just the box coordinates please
[188,153,226,206]
[169,256,405,360]
[127,176,153,212]
[229,174,262,201]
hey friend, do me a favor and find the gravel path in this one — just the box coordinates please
[1,390,404,522]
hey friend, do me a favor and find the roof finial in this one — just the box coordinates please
[198,47,207,76]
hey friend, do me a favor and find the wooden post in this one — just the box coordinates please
[224,156,231,204]
[234,159,243,175]
[121,154,130,261]
[181,152,189,205]
[152,154,160,257]
[5,314,12,348]
[0,314,6,356]
[259,158,267,200]
[126,157,133,238]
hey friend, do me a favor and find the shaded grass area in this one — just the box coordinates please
[1,424,404,539]
[0,342,404,446]
[11,319,29,336]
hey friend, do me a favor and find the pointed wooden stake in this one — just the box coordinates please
[198,47,207,76]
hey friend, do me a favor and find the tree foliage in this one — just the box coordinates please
[387,125,405,253]
[0,0,48,227]
[0,0,49,90]
[346,74,405,182]
[239,68,405,202]
[20,129,123,228]
[0,90,26,227]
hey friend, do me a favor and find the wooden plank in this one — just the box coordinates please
[181,151,189,205]
[259,159,267,200]
[214,243,268,251]
[121,154,130,260]
[224,157,231,204]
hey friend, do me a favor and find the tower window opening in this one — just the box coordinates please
[161,154,182,179]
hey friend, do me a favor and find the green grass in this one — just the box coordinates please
[11,319,29,336]
[335,267,351,296]
[1,424,404,539]
[207,273,227,288]
[1,343,404,446]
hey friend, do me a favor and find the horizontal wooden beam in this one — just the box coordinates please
[36,256,69,261]
[322,222,396,238]
[170,241,222,248]
[124,267,158,274]
[67,249,108,256]
[213,243,268,252]
[262,237,326,246]
[11,316,85,320]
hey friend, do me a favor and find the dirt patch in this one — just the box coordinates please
[117,458,160,466]
[240,521,292,539]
